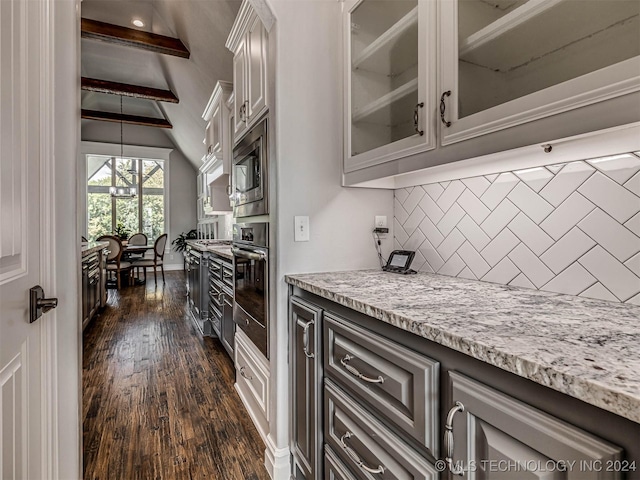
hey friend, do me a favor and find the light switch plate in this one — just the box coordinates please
[375,216,387,228]
[294,216,310,242]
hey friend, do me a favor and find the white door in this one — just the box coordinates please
[0,0,78,478]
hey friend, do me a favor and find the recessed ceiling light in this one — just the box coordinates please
[132,19,144,27]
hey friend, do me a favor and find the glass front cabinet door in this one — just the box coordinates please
[344,0,437,173]
[439,0,640,146]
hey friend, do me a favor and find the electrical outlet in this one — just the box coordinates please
[375,215,387,228]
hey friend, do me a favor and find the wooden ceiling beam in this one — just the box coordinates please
[81,109,173,129]
[81,18,190,59]
[81,77,179,103]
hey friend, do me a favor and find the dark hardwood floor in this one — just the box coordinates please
[83,271,269,480]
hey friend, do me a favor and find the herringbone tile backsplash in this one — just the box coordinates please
[394,153,640,304]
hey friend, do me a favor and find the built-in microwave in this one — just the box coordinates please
[232,117,268,217]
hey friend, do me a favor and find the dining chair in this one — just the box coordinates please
[132,233,168,285]
[96,234,133,289]
[126,233,148,275]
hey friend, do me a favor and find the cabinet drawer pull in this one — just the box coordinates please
[297,319,315,358]
[340,354,384,384]
[414,102,424,136]
[340,431,385,475]
[239,366,253,380]
[444,401,465,476]
[440,90,452,127]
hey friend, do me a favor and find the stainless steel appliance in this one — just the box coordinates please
[232,118,268,218]
[232,222,269,359]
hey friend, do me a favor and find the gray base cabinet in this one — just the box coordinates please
[291,297,323,480]
[289,286,633,480]
[448,372,623,480]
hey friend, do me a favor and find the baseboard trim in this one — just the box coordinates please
[163,263,185,272]
[264,434,290,480]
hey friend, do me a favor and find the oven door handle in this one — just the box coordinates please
[232,247,266,261]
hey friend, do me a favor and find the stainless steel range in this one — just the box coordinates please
[232,222,269,359]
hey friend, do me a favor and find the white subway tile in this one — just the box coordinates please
[438,253,466,276]
[418,193,445,224]
[458,241,491,278]
[580,283,619,303]
[457,215,490,251]
[539,192,595,240]
[395,188,410,204]
[507,182,554,223]
[419,215,444,248]
[411,249,427,272]
[481,257,520,285]
[624,251,640,277]
[404,227,427,252]
[586,153,640,184]
[402,186,425,215]
[394,197,409,224]
[507,213,554,256]
[403,205,425,233]
[509,273,535,289]
[577,172,640,223]
[625,212,640,237]
[457,189,491,224]
[626,293,640,305]
[481,229,520,267]
[540,263,596,296]
[624,171,640,196]
[485,173,499,183]
[508,244,554,288]
[462,176,491,197]
[539,161,595,206]
[578,246,640,301]
[437,203,466,236]
[513,166,554,192]
[420,239,445,272]
[393,218,409,245]
[436,180,465,212]
[459,267,477,280]
[545,163,566,174]
[481,199,519,238]
[539,228,596,274]
[424,183,444,201]
[578,208,640,262]
[436,228,466,261]
[480,172,519,209]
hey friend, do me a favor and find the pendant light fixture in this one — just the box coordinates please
[110,95,137,198]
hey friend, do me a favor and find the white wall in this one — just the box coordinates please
[81,120,197,267]
[266,0,394,477]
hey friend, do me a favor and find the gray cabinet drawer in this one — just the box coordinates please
[325,379,438,480]
[325,446,358,480]
[324,312,439,456]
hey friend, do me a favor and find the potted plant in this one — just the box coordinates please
[114,222,130,242]
[172,229,197,271]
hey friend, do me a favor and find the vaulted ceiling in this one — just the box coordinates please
[81,0,241,168]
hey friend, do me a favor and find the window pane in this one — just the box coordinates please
[87,156,112,186]
[87,193,112,240]
[115,198,139,239]
[142,194,164,241]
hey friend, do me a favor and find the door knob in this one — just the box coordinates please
[29,285,58,323]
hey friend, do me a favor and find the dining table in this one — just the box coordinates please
[123,244,155,284]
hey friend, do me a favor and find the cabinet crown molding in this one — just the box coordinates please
[225,0,274,52]
[202,80,233,121]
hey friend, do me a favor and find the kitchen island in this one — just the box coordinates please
[286,270,639,480]
[81,241,108,330]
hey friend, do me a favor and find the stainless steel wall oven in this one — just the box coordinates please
[232,118,268,218]
[232,222,269,359]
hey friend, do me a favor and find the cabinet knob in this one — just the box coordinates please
[440,91,452,128]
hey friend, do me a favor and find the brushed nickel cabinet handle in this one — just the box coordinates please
[444,401,465,475]
[340,354,384,384]
[340,431,385,475]
[297,319,315,358]
[239,366,253,380]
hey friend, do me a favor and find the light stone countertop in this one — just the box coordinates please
[285,270,640,423]
[81,241,109,256]
[186,240,233,260]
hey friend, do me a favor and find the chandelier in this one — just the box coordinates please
[110,95,137,199]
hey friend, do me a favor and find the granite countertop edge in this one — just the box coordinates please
[285,272,640,424]
[81,241,109,256]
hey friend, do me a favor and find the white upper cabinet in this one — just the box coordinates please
[344,0,437,173]
[440,0,640,145]
[227,2,269,142]
[202,81,233,172]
